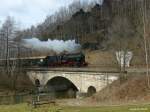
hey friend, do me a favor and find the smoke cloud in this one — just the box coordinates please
[22,38,81,54]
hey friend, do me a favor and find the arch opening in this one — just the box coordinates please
[35,79,40,87]
[46,76,78,98]
[87,86,96,97]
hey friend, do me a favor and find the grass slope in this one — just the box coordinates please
[90,74,150,103]
[0,103,150,112]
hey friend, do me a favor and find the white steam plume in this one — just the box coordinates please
[22,38,81,54]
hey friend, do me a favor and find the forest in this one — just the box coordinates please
[18,0,150,52]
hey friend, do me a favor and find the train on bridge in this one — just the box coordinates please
[0,52,87,67]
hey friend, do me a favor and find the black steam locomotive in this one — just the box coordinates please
[40,52,87,67]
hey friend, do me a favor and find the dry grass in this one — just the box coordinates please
[0,103,150,112]
[90,74,150,104]
[85,50,117,67]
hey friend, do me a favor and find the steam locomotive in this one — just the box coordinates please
[40,52,87,67]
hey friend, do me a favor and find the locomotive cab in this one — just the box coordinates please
[61,52,86,67]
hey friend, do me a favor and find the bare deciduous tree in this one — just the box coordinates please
[0,16,20,92]
[108,16,135,82]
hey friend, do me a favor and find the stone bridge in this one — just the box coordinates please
[27,70,119,95]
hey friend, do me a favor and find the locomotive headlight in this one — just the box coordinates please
[40,59,43,62]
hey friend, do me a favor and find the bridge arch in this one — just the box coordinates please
[44,75,81,91]
[87,86,96,96]
[46,76,78,91]
[35,79,40,87]
[46,76,79,98]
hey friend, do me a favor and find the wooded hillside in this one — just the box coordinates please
[19,0,150,52]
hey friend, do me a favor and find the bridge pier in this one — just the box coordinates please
[76,92,87,98]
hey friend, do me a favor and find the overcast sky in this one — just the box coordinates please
[0,0,72,29]
[0,0,102,29]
